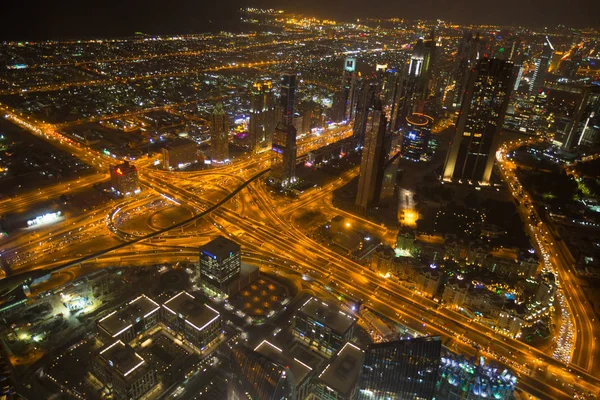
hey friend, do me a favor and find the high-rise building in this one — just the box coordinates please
[353,80,377,146]
[341,57,358,121]
[110,161,140,196]
[199,236,241,289]
[563,84,600,151]
[443,58,515,185]
[355,100,388,215]
[529,36,554,95]
[249,79,276,153]
[293,297,357,357]
[271,71,298,187]
[210,102,229,162]
[453,32,481,108]
[280,71,297,126]
[357,337,442,400]
[401,113,433,161]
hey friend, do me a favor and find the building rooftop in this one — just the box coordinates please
[162,291,220,332]
[98,341,148,382]
[318,342,364,396]
[164,138,197,150]
[298,297,357,335]
[98,295,160,338]
[254,340,312,386]
[201,236,240,261]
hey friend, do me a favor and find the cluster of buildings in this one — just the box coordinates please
[91,292,221,400]
[368,230,557,338]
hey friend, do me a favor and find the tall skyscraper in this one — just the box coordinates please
[357,337,442,400]
[280,71,296,126]
[401,113,433,161]
[529,36,554,95]
[563,85,600,151]
[271,71,298,187]
[394,34,437,131]
[353,80,377,147]
[211,102,229,162]
[453,32,481,108]
[355,100,388,215]
[249,79,276,153]
[443,58,515,185]
[342,57,358,121]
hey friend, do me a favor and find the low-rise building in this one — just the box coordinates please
[109,161,140,196]
[97,294,160,344]
[161,291,221,351]
[293,297,357,357]
[92,340,158,400]
[313,342,364,400]
[162,139,198,170]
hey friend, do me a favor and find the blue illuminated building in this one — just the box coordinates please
[199,236,241,290]
[401,113,433,161]
[435,354,517,400]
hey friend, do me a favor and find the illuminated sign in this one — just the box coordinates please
[116,168,123,175]
[203,251,217,260]
[344,57,356,72]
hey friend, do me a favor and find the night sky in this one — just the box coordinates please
[1,0,597,41]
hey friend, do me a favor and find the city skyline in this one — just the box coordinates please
[0,5,599,400]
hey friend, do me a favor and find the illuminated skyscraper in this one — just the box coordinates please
[280,71,296,126]
[563,85,600,151]
[271,71,298,187]
[394,34,437,131]
[401,113,433,161]
[342,57,358,121]
[249,79,276,153]
[357,337,442,400]
[443,58,515,185]
[355,100,388,215]
[210,102,229,162]
[353,80,377,146]
[529,36,554,95]
[453,32,480,108]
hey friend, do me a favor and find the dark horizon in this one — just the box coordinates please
[1,0,597,41]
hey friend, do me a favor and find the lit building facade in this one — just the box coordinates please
[199,235,241,289]
[110,161,140,196]
[210,102,229,162]
[271,71,298,187]
[97,294,160,344]
[357,337,442,400]
[529,36,554,95]
[293,297,357,357]
[249,79,276,153]
[355,100,388,215]
[342,57,358,121]
[93,340,157,400]
[443,58,515,185]
[161,139,198,170]
[401,113,433,161]
[314,342,364,400]
[436,355,517,400]
[161,291,221,351]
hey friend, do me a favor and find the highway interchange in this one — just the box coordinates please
[1,106,599,399]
